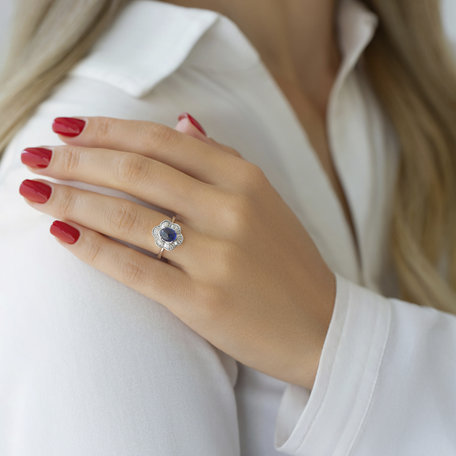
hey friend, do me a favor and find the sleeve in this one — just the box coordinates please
[0,70,241,456]
[273,272,456,456]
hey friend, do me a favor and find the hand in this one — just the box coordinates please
[19,114,336,390]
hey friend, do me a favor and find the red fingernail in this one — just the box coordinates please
[50,220,80,244]
[21,147,52,168]
[52,117,86,137]
[19,179,52,203]
[177,112,207,136]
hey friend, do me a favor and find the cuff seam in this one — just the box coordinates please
[275,273,393,455]
[296,272,352,444]
[345,284,392,454]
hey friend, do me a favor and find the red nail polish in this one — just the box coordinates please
[19,179,52,203]
[50,220,80,244]
[177,112,207,136]
[52,117,86,137]
[21,147,52,168]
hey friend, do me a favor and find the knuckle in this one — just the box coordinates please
[138,122,180,150]
[115,154,150,185]
[224,194,252,233]
[120,258,146,285]
[248,163,267,183]
[94,117,113,142]
[152,124,179,146]
[223,145,242,158]
[105,202,139,234]
[85,238,103,265]
[59,186,78,218]
[229,148,242,158]
[237,162,267,192]
[59,146,81,174]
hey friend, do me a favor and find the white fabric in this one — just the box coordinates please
[0,0,455,454]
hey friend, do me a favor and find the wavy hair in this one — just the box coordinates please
[361,0,456,313]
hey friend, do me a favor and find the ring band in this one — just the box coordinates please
[152,215,184,260]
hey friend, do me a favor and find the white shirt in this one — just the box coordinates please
[0,0,455,455]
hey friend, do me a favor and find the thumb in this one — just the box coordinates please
[174,112,242,158]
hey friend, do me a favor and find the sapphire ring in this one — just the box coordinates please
[152,215,184,260]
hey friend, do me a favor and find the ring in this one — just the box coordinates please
[152,215,184,260]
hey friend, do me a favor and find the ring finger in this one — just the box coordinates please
[18,178,209,269]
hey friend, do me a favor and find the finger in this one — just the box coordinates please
[174,115,243,158]
[48,219,195,322]
[206,137,243,158]
[19,178,211,270]
[52,116,244,189]
[176,112,208,137]
[22,145,222,225]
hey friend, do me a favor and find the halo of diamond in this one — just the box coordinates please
[152,219,184,251]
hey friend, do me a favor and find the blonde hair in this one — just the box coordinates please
[361,0,456,313]
[0,0,455,313]
[0,0,130,151]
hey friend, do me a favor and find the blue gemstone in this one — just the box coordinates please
[160,227,177,242]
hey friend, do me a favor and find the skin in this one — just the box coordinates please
[18,1,343,390]
[166,0,360,257]
[20,116,336,390]
[167,0,340,115]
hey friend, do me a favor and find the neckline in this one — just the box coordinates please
[194,0,379,280]
[68,0,380,282]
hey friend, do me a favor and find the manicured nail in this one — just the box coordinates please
[50,220,80,244]
[19,179,52,203]
[177,112,207,136]
[52,117,86,137]
[21,147,52,168]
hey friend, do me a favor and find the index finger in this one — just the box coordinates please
[51,116,241,187]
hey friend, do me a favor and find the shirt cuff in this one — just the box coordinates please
[274,272,392,455]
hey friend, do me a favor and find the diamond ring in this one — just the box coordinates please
[152,215,184,260]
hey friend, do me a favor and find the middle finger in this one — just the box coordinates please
[21,145,222,226]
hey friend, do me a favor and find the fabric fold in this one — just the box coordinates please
[274,273,392,455]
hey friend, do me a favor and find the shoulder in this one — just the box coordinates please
[68,0,261,98]
[0,0,261,194]
[0,1,264,356]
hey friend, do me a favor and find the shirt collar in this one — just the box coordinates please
[336,0,379,82]
[68,0,379,98]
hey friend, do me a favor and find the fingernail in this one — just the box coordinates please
[21,147,52,168]
[50,220,80,244]
[52,117,86,137]
[19,179,52,203]
[177,112,207,136]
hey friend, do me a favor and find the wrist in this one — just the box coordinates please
[296,271,336,390]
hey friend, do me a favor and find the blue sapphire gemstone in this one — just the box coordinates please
[160,227,177,242]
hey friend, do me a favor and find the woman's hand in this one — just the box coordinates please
[19,114,336,390]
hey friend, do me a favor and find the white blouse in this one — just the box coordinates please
[0,0,455,455]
